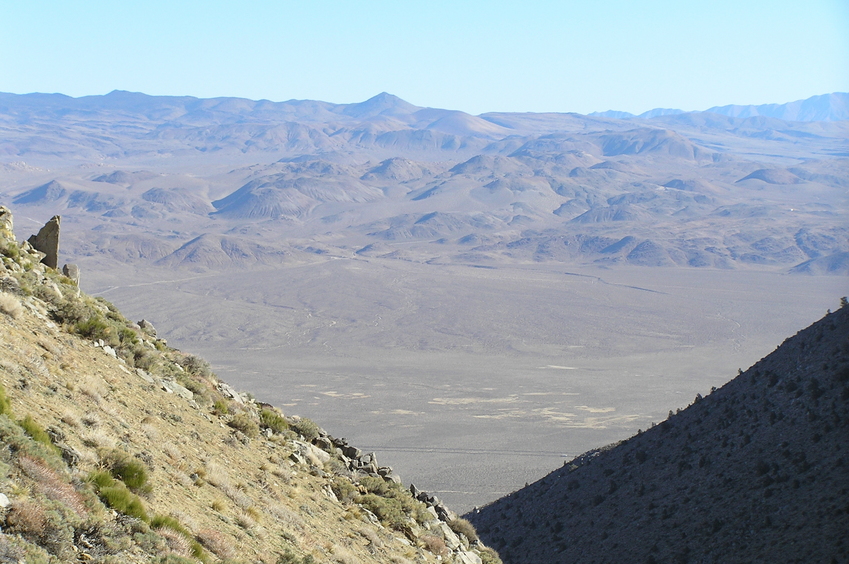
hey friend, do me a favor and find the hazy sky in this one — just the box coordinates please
[1,1,847,115]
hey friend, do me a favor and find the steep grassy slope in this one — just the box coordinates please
[468,299,849,563]
[0,205,499,563]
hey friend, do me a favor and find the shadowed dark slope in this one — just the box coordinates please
[468,303,849,564]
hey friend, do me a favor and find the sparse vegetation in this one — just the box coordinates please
[260,407,289,433]
[17,415,60,455]
[227,412,260,438]
[0,207,505,564]
[291,417,321,441]
[101,449,151,493]
[448,517,479,543]
[0,292,22,318]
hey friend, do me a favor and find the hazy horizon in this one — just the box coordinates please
[2,1,847,116]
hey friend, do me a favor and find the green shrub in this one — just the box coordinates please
[0,241,20,260]
[291,418,320,441]
[88,470,116,489]
[174,373,206,401]
[109,456,150,493]
[118,327,138,346]
[52,299,92,325]
[355,477,430,526]
[74,315,116,344]
[0,416,60,463]
[227,413,259,438]
[132,347,157,371]
[358,476,390,496]
[98,485,148,522]
[212,400,229,416]
[355,493,408,530]
[0,382,12,416]
[17,415,59,455]
[330,477,357,503]
[259,408,288,434]
[177,354,213,378]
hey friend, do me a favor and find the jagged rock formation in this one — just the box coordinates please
[0,206,501,563]
[468,303,849,563]
[26,214,60,269]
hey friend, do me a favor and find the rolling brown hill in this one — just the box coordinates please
[467,300,849,563]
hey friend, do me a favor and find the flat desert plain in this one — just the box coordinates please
[85,258,845,512]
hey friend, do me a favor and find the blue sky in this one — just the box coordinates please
[1,0,847,115]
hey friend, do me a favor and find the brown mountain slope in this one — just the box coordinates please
[0,206,500,563]
[468,301,849,563]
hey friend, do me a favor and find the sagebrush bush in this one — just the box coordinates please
[359,476,390,496]
[259,408,288,434]
[52,298,93,325]
[177,354,213,379]
[448,517,479,543]
[355,493,409,530]
[227,413,259,438]
[355,476,430,527]
[74,316,116,345]
[479,546,503,564]
[330,477,357,503]
[291,417,320,441]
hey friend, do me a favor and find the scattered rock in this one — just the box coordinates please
[137,319,157,337]
[455,551,483,564]
[218,382,244,404]
[161,379,193,400]
[62,263,80,285]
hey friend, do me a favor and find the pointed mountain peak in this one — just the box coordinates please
[341,92,420,118]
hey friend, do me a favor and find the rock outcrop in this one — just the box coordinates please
[26,215,60,269]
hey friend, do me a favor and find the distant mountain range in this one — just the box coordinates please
[0,89,847,276]
[590,92,849,122]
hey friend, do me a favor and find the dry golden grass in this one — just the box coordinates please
[0,292,22,319]
[0,244,485,564]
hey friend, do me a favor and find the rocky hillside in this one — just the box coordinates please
[0,204,500,563]
[468,298,849,562]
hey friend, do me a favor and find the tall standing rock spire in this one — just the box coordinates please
[27,215,60,269]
